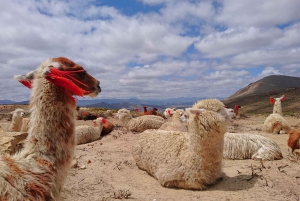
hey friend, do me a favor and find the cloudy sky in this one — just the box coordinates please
[1,0,300,102]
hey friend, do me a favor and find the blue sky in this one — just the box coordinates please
[1,0,300,101]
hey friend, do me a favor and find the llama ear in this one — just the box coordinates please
[281,95,286,102]
[14,70,36,89]
[186,108,205,116]
[270,97,275,104]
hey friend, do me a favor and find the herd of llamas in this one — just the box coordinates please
[0,57,299,200]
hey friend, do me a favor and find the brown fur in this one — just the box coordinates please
[287,128,300,151]
[101,120,114,136]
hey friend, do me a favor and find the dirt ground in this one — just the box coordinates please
[62,114,300,201]
[1,104,300,201]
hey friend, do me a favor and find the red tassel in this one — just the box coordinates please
[101,118,106,124]
[46,68,89,97]
[19,80,32,89]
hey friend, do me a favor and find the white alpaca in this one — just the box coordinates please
[223,132,283,160]
[131,99,232,190]
[117,108,165,132]
[159,109,187,132]
[76,117,105,145]
[163,108,176,119]
[0,108,25,132]
[0,57,101,200]
[262,95,290,134]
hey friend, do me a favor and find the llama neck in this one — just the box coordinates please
[10,115,23,131]
[171,111,182,123]
[24,78,76,169]
[120,114,132,126]
[187,114,226,161]
[273,101,282,115]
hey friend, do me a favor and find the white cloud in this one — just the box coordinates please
[216,0,300,28]
[259,67,282,77]
[0,0,300,102]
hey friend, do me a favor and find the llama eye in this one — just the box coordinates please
[77,71,86,78]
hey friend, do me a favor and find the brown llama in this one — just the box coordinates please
[0,57,101,200]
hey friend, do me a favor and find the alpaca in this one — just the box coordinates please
[262,95,290,134]
[0,108,25,132]
[287,128,300,152]
[131,99,232,190]
[76,117,105,145]
[270,95,285,116]
[140,106,157,116]
[117,108,165,132]
[223,132,283,160]
[159,109,188,132]
[0,57,101,200]
[163,108,175,119]
[233,105,241,117]
[101,118,114,136]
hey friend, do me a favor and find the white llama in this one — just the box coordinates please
[0,57,101,200]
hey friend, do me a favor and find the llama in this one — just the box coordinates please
[233,105,241,117]
[0,57,101,200]
[223,132,282,160]
[131,99,232,190]
[262,95,290,134]
[117,108,165,132]
[76,117,105,145]
[163,108,175,119]
[0,108,25,132]
[159,109,188,132]
[287,128,300,152]
[270,95,285,116]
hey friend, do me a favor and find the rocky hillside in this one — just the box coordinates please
[223,75,300,114]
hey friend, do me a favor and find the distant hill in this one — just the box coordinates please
[223,75,300,114]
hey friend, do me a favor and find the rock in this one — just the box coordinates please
[0,132,28,155]
[71,159,78,168]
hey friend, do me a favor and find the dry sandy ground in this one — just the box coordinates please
[61,115,300,201]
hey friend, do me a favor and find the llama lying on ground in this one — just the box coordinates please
[0,108,25,132]
[131,99,232,190]
[117,108,165,132]
[159,109,187,132]
[287,128,300,152]
[223,132,282,160]
[76,117,105,145]
[262,95,290,134]
[0,57,101,200]
[101,118,114,136]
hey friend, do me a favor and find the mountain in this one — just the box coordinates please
[223,75,300,114]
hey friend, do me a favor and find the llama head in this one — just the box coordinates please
[192,99,233,124]
[163,108,175,118]
[270,95,286,104]
[270,95,285,115]
[14,57,101,98]
[11,108,25,117]
[93,117,105,128]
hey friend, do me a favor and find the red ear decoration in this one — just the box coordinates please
[167,110,171,115]
[46,68,88,97]
[101,118,106,124]
[19,80,32,89]
[270,97,275,104]
[281,95,286,102]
